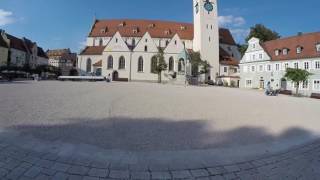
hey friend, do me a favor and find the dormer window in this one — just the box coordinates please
[275,49,280,56]
[164,30,171,35]
[148,23,155,28]
[297,46,303,54]
[283,48,289,55]
[119,21,126,27]
[132,27,139,34]
[316,43,320,52]
[252,43,256,49]
[180,26,186,30]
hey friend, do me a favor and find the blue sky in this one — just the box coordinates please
[0,0,319,53]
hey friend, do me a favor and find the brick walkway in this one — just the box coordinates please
[0,140,319,180]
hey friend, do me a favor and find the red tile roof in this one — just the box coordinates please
[219,47,239,66]
[262,32,320,61]
[93,60,102,67]
[80,46,106,55]
[89,19,236,45]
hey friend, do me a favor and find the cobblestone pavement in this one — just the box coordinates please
[0,139,319,180]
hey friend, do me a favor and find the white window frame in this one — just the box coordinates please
[313,79,320,91]
[251,65,256,72]
[314,61,320,70]
[301,80,309,90]
[304,61,310,70]
[275,50,280,56]
[297,47,302,54]
[259,54,263,59]
[294,62,299,69]
[275,63,280,71]
[283,48,288,55]
[245,79,253,88]
[266,64,272,72]
[259,65,264,72]
[316,44,320,52]
[284,62,289,70]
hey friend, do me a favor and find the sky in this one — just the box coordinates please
[0,0,319,53]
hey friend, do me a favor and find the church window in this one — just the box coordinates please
[315,61,320,69]
[132,39,136,46]
[166,40,169,46]
[151,56,158,73]
[107,56,113,69]
[145,39,148,43]
[138,56,144,72]
[116,38,118,43]
[209,37,211,42]
[86,58,92,73]
[175,40,177,45]
[317,44,320,52]
[118,56,125,69]
[169,57,174,71]
[144,46,148,52]
[304,62,309,70]
[178,58,185,72]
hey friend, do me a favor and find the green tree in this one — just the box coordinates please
[246,24,280,43]
[189,51,211,77]
[284,68,312,95]
[154,48,168,83]
[237,44,248,57]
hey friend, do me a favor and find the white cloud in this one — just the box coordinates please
[218,15,246,27]
[0,9,14,26]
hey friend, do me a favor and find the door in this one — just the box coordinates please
[112,71,119,81]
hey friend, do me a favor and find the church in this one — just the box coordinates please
[77,0,240,84]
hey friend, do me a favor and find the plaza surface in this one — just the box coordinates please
[0,81,320,179]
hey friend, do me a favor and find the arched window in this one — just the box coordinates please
[86,58,92,73]
[178,58,184,72]
[138,56,144,72]
[107,56,113,69]
[118,56,125,69]
[144,46,148,52]
[151,56,158,73]
[169,57,174,71]
[99,38,103,46]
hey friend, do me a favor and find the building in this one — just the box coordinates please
[0,29,48,68]
[240,32,320,96]
[78,0,240,83]
[47,49,77,75]
[0,30,9,66]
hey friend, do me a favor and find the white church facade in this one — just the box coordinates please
[78,0,240,83]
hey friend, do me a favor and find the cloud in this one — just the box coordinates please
[0,9,14,26]
[218,15,246,27]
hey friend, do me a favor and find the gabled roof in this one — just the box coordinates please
[80,46,106,55]
[6,34,27,52]
[89,19,237,45]
[262,32,320,61]
[37,47,48,58]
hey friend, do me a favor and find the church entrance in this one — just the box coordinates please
[112,71,119,81]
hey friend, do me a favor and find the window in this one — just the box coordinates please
[252,55,256,60]
[118,56,125,69]
[315,61,320,69]
[251,65,255,72]
[259,65,264,72]
[246,79,252,88]
[145,39,148,43]
[86,58,92,73]
[144,46,148,52]
[209,37,211,42]
[283,48,288,55]
[224,67,228,73]
[107,56,113,69]
[99,38,103,46]
[166,40,169,46]
[275,50,280,56]
[259,54,263,59]
[116,38,118,43]
[178,58,185,72]
[243,66,248,73]
[132,39,136,46]
[314,80,320,90]
[174,40,177,45]
[284,63,289,70]
[294,62,299,69]
[302,81,309,89]
[317,44,320,52]
[267,64,272,71]
[276,64,280,71]
[304,62,309,70]
[297,46,302,54]
[252,44,256,49]
[151,56,158,73]
[169,57,174,71]
[138,56,144,72]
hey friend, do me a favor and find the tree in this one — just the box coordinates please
[189,51,211,77]
[237,44,248,57]
[284,68,312,95]
[154,48,168,83]
[246,24,280,43]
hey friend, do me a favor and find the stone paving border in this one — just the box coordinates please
[0,140,319,180]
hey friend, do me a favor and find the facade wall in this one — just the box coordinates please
[10,49,26,67]
[0,47,8,66]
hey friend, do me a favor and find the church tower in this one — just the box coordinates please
[193,0,219,80]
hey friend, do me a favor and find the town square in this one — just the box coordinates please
[1,0,320,179]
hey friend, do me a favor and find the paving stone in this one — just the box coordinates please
[171,170,192,179]
[41,168,56,176]
[68,174,84,180]
[34,174,51,180]
[42,153,59,161]
[37,159,54,168]
[22,156,41,165]
[223,165,241,172]
[6,167,27,180]
[51,162,70,172]
[237,162,254,171]
[72,158,92,166]
[88,168,109,178]
[223,173,238,180]
[90,161,110,169]
[190,169,209,178]
[68,165,90,176]
[109,170,130,179]
[24,167,42,178]
[207,166,228,175]
[0,168,9,177]
[18,176,33,180]
[83,176,100,180]
[131,171,150,180]
[52,172,69,180]
[151,171,171,180]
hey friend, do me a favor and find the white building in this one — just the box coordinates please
[78,0,240,83]
[240,32,320,96]
[0,30,48,68]
[47,49,77,75]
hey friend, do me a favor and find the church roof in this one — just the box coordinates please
[219,47,239,66]
[261,32,320,61]
[93,60,102,67]
[89,19,236,45]
[80,46,106,55]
